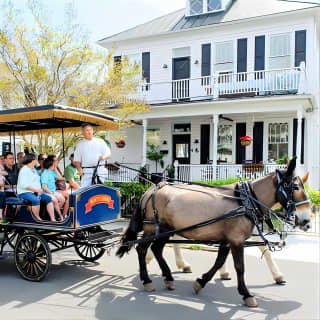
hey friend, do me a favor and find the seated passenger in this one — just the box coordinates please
[3,152,19,192]
[64,154,81,190]
[36,153,47,175]
[51,155,69,217]
[41,158,65,220]
[17,153,56,222]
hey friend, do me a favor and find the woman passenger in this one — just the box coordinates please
[17,154,56,222]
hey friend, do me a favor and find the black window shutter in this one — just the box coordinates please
[237,38,247,73]
[253,122,263,163]
[236,123,246,164]
[254,36,265,71]
[142,52,150,83]
[293,118,305,164]
[295,30,306,67]
[113,56,121,73]
[201,43,211,77]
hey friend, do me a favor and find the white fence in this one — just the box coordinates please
[175,163,287,182]
[136,66,305,104]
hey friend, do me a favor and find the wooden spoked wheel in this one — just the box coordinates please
[14,233,51,281]
[74,229,105,262]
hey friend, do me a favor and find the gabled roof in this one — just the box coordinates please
[98,0,319,45]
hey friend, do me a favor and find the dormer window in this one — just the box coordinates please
[208,0,222,12]
[189,0,203,16]
[188,0,231,16]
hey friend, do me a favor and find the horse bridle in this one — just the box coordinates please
[275,169,310,218]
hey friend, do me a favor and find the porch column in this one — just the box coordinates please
[142,119,148,167]
[296,109,302,166]
[212,114,219,179]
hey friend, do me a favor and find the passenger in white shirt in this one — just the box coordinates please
[74,123,111,187]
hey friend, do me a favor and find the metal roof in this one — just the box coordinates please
[98,0,319,44]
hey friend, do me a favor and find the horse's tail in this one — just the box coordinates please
[116,204,144,258]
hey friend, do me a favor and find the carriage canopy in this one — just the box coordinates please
[0,104,119,135]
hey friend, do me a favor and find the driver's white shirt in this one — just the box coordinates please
[74,137,111,187]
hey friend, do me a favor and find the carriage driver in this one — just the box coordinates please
[74,123,111,188]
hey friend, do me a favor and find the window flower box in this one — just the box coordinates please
[242,162,264,173]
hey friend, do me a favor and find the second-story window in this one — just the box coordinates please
[215,41,234,82]
[208,0,222,12]
[190,0,203,15]
[269,33,291,69]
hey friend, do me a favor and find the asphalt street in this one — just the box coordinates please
[0,234,319,320]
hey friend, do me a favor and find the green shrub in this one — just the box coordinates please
[193,177,244,186]
[306,186,320,207]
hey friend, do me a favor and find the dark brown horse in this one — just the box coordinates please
[117,157,312,307]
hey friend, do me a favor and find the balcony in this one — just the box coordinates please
[136,66,306,105]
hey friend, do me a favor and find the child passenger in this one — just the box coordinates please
[40,158,65,221]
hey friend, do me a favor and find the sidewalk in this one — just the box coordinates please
[246,233,320,263]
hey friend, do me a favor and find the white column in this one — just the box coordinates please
[212,113,219,166]
[296,109,302,166]
[141,119,148,166]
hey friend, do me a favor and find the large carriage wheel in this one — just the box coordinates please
[74,229,105,262]
[14,233,51,281]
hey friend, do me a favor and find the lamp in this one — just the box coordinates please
[194,59,199,65]
[194,139,199,144]
[162,64,168,69]
[162,140,167,145]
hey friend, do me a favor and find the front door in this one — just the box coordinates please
[173,134,190,164]
[172,57,190,100]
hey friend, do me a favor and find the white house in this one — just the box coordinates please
[98,0,320,188]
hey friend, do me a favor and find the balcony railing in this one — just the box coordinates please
[136,66,306,104]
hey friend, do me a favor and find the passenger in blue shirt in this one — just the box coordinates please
[41,158,64,221]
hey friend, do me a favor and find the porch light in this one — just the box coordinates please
[162,140,167,145]
[194,139,199,144]
[194,59,199,64]
[162,64,168,69]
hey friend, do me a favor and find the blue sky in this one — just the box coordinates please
[5,0,185,45]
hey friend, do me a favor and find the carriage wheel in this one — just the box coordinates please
[6,230,21,249]
[14,233,51,281]
[74,230,105,262]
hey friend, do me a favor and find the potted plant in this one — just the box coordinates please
[240,136,253,146]
[146,144,165,183]
[115,139,126,148]
[167,165,175,182]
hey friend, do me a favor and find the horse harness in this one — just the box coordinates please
[139,171,309,250]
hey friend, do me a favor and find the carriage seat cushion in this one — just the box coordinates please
[5,197,31,206]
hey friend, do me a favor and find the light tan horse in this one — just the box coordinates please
[117,158,311,307]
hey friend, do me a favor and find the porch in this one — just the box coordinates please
[136,65,306,105]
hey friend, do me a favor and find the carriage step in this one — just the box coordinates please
[88,228,122,242]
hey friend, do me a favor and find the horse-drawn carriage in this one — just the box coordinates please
[0,105,122,281]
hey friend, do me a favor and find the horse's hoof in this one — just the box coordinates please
[193,280,202,294]
[164,280,175,290]
[144,282,156,292]
[182,266,192,273]
[275,276,286,285]
[244,296,258,308]
[220,272,231,280]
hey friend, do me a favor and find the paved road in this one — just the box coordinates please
[0,234,319,320]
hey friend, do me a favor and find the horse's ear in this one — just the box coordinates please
[301,171,309,184]
[286,156,297,176]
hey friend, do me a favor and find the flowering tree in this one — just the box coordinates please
[0,0,149,158]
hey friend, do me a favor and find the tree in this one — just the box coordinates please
[0,0,149,158]
[146,144,164,172]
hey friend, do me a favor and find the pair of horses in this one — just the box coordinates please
[117,157,312,307]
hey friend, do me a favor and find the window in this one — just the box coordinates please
[189,0,203,15]
[215,41,234,72]
[269,33,291,69]
[173,123,191,133]
[218,124,232,163]
[147,128,160,147]
[268,123,288,160]
[208,0,222,11]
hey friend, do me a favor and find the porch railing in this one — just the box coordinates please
[136,65,306,104]
[175,164,287,182]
